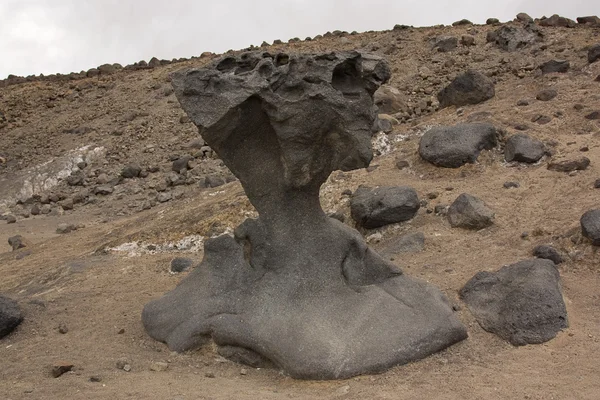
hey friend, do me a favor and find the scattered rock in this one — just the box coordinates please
[547,157,590,172]
[30,205,40,216]
[395,159,409,170]
[172,155,193,172]
[504,134,545,163]
[6,215,16,224]
[486,18,500,25]
[503,181,520,189]
[380,232,425,255]
[588,44,600,63]
[419,123,498,168]
[487,25,541,51]
[437,70,495,108]
[156,192,172,203]
[516,99,529,106]
[580,209,600,245]
[121,164,142,178]
[452,19,472,26]
[539,14,576,28]
[577,16,600,25]
[205,372,216,378]
[116,358,132,371]
[170,257,194,273]
[203,175,226,188]
[51,362,74,378]
[0,296,23,339]
[94,185,114,195]
[533,245,564,264]
[585,111,600,120]
[447,193,494,230]
[350,186,420,229]
[56,223,77,234]
[58,322,69,334]
[594,179,600,189]
[59,198,74,211]
[539,60,570,74]
[532,114,552,124]
[460,259,568,345]
[536,89,557,101]
[460,35,475,46]
[373,85,408,114]
[434,204,449,216]
[8,235,29,251]
[89,376,102,382]
[150,362,169,372]
[516,12,533,23]
[432,36,458,52]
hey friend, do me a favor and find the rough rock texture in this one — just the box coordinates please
[419,123,498,168]
[374,85,408,114]
[432,36,458,52]
[504,134,545,163]
[142,51,467,380]
[437,70,495,108]
[539,60,570,74]
[487,25,541,52]
[539,14,576,28]
[0,296,24,339]
[580,209,600,246]
[589,44,600,64]
[350,186,420,229]
[447,193,494,230]
[8,235,29,251]
[533,245,564,265]
[547,157,590,172]
[536,89,557,101]
[460,259,568,346]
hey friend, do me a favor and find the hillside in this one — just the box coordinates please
[1,14,600,399]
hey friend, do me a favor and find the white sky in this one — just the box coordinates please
[0,0,596,79]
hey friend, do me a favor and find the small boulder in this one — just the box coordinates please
[373,85,408,114]
[94,185,114,195]
[487,25,541,51]
[516,12,533,23]
[504,134,545,163]
[589,45,600,63]
[580,209,600,245]
[547,157,590,172]
[585,111,600,120]
[203,175,226,188]
[532,245,564,264]
[170,257,194,273]
[8,235,29,251]
[172,156,193,173]
[432,36,458,52]
[536,89,557,101]
[577,16,600,25]
[447,193,494,230]
[419,123,498,168]
[538,14,576,28]
[56,223,77,234]
[51,362,74,378]
[0,295,23,339]
[460,35,476,46]
[437,70,495,108]
[6,215,17,224]
[460,259,568,346]
[121,164,142,179]
[539,60,570,74]
[350,186,420,229]
[486,18,500,25]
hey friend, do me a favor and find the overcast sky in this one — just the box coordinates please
[0,0,595,79]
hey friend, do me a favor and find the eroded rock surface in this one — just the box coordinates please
[0,296,23,339]
[460,259,568,346]
[142,51,467,379]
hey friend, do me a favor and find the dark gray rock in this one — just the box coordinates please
[172,156,193,173]
[452,19,472,26]
[432,36,458,52]
[585,111,600,120]
[486,18,500,25]
[121,164,142,178]
[504,134,545,163]
[67,172,84,186]
[533,245,564,264]
[503,181,520,189]
[170,257,195,273]
[6,215,16,224]
[419,123,498,168]
[594,178,600,189]
[8,235,28,251]
[460,35,475,46]
[536,89,557,101]
[379,232,425,256]
[460,259,568,346]
[539,14,576,28]
[0,296,23,339]
[577,16,600,25]
[203,175,226,188]
[437,70,495,108]
[581,209,600,245]
[94,185,114,195]
[516,12,533,22]
[486,25,541,51]
[539,60,570,74]
[350,186,420,229]
[143,51,467,380]
[447,193,494,230]
[547,157,590,172]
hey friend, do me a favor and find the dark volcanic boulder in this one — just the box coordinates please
[432,36,458,52]
[539,14,576,28]
[539,60,570,74]
[419,123,498,168]
[577,16,600,25]
[504,134,545,163]
[536,89,557,101]
[581,209,600,245]
[533,245,564,264]
[447,193,494,230]
[142,51,467,380]
[486,25,541,51]
[589,44,600,64]
[437,70,495,108]
[0,296,23,339]
[350,186,420,229]
[460,259,568,346]
[547,157,590,172]
[121,164,142,178]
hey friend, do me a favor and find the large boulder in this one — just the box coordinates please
[538,14,576,28]
[419,123,498,168]
[486,25,542,51]
[437,70,495,108]
[504,134,545,163]
[350,186,420,229]
[143,51,467,380]
[460,259,568,345]
[0,296,23,339]
[447,193,494,230]
[581,209,600,245]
